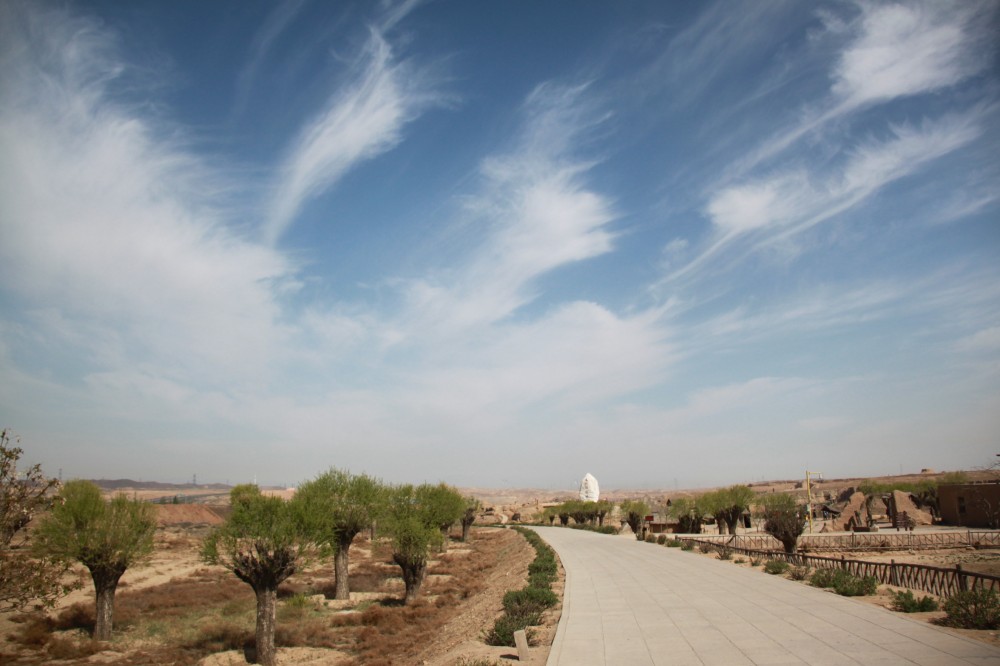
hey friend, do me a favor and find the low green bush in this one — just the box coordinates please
[485,612,539,646]
[657,535,667,545]
[503,587,558,616]
[749,557,762,567]
[809,567,842,588]
[717,549,732,561]
[666,539,682,548]
[941,589,1000,630]
[645,534,656,543]
[567,524,618,535]
[698,543,713,554]
[764,560,790,575]
[734,557,745,564]
[890,589,939,613]
[833,574,878,597]
[680,541,694,551]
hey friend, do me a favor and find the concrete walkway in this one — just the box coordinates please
[531,527,1000,665]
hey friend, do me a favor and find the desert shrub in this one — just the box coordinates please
[567,523,618,535]
[666,539,682,548]
[833,574,878,597]
[941,589,1000,629]
[698,543,713,554]
[645,534,656,543]
[734,558,745,564]
[503,587,558,616]
[680,541,694,551]
[891,589,939,613]
[764,560,790,575]
[789,566,811,581]
[717,549,732,561]
[809,567,842,588]
[485,612,540,646]
[13,615,54,647]
[657,535,667,545]
[749,557,762,567]
[456,659,504,666]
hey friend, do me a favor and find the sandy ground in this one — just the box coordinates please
[1,524,557,665]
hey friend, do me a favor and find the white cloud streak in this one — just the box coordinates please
[264,30,442,244]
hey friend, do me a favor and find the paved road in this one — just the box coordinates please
[531,527,1000,665]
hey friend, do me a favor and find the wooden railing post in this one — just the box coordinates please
[890,560,898,587]
[957,564,968,592]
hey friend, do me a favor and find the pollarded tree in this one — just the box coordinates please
[620,499,650,540]
[720,485,756,535]
[33,480,156,640]
[292,469,387,600]
[382,484,442,604]
[460,496,481,542]
[416,482,465,551]
[668,498,703,534]
[203,485,321,666]
[761,493,806,554]
[0,429,77,612]
[594,500,613,526]
[698,490,729,535]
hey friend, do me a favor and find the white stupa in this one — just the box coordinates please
[579,473,600,502]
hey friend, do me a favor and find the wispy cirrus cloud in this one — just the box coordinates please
[724,0,995,183]
[0,3,292,384]
[264,30,445,244]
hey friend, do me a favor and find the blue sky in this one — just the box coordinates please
[1,0,998,490]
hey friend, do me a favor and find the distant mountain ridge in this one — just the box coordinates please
[89,479,232,491]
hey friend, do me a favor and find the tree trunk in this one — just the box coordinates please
[401,560,426,604]
[333,535,353,600]
[461,518,473,542]
[438,525,449,552]
[726,517,740,534]
[93,577,119,641]
[254,587,277,666]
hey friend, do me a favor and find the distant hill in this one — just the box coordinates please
[88,479,232,491]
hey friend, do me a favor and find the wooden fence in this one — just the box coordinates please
[685,530,1000,552]
[678,536,1000,598]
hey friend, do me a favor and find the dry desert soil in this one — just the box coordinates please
[0,512,561,666]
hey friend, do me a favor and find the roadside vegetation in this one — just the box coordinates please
[486,527,559,647]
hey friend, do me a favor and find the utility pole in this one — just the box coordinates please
[805,470,823,533]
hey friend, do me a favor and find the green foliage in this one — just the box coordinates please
[381,484,442,563]
[416,482,466,534]
[644,533,656,543]
[807,568,877,596]
[619,499,650,540]
[656,534,667,545]
[749,557,762,566]
[665,538,682,547]
[292,469,387,546]
[764,560,790,575]
[680,540,694,551]
[717,549,732,560]
[35,480,156,577]
[668,498,703,534]
[1,429,76,612]
[891,589,939,612]
[502,587,558,616]
[809,567,843,588]
[202,490,318,575]
[698,542,713,553]
[487,528,560,647]
[567,523,618,535]
[834,574,878,596]
[761,493,806,553]
[34,480,156,640]
[941,589,1000,629]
